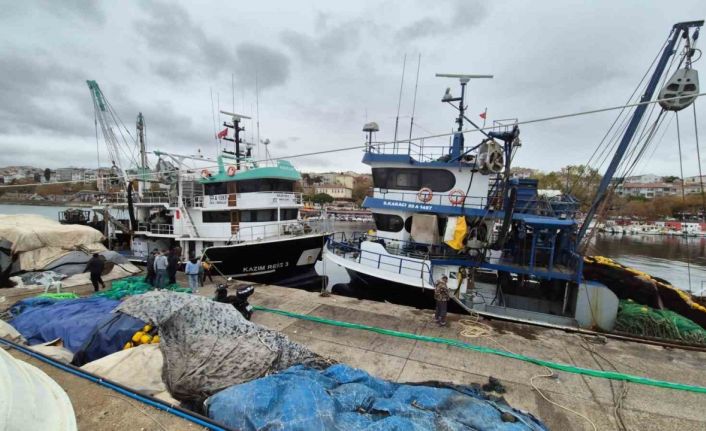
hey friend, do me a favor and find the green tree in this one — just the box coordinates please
[310,193,334,204]
[44,168,51,182]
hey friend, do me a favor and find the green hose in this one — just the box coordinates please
[253,305,706,395]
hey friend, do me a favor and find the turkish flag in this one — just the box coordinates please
[216,128,228,139]
[479,111,487,120]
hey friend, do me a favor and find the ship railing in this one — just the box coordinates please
[327,232,434,284]
[374,189,489,209]
[137,222,174,235]
[367,139,452,163]
[230,220,313,242]
[139,192,171,204]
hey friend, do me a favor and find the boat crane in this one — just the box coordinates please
[578,20,703,244]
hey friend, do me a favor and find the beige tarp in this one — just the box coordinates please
[81,344,169,396]
[0,214,106,271]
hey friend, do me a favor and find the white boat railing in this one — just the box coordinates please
[137,222,174,235]
[230,221,312,242]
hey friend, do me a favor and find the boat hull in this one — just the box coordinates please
[204,234,327,286]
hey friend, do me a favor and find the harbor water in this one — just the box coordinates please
[2,204,704,296]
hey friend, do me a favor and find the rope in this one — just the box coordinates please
[676,111,694,293]
[694,102,706,219]
[252,305,706,394]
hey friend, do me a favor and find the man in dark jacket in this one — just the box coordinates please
[434,275,449,327]
[86,253,106,292]
[167,248,179,285]
[144,249,158,286]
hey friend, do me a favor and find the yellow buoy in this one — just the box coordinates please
[151,335,160,344]
[132,331,144,343]
[140,334,152,344]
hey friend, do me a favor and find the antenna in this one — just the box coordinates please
[255,70,261,159]
[408,54,421,143]
[220,111,250,170]
[436,73,493,134]
[393,54,407,150]
[210,87,218,156]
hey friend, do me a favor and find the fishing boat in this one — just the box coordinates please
[318,21,706,335]
[71,84,328,285]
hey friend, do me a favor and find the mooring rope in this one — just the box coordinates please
[252,305,706,394]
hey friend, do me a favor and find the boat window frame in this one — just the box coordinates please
[372,168,456,192]
[202,210,231,223]
[373,213,404,232]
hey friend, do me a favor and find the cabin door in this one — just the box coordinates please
[227,182,237,206]
[230,211,240,235]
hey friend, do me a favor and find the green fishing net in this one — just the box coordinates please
[615,299,706,344]
[94,276,191,300]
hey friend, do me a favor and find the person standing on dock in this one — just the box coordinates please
[201,258,214,286]
[145,249,158,286]
[185,258,200,293]
[86,253,105,292]
[434,275,449,327]
[167,248,179,285]
[154,250,169,289]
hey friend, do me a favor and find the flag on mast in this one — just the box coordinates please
[480,108,488,128]
[216,128,228,139]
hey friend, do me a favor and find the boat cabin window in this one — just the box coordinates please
[372,168,455,192]
[373,213,404,232]
[280,208,298,220]
[204,182,228,196]
[202,211,231,223]
[237,179,295,193]
[239,209,278,223]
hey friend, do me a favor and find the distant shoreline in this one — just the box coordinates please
[0,200,93,208]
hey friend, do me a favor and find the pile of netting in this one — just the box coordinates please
[615,299,706,345]
[94,276,190,300]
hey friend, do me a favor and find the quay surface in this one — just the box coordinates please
[2,274,706,430]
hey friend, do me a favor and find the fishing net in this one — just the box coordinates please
[93,276,190,300]
[37,292,79,300]
[615,299,706,344]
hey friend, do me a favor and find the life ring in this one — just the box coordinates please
[448,189,466,206]
[417,187,433,203]
[227,165,237,176]
[201,169,212,179]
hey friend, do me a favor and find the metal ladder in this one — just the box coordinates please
[179,206,199,238]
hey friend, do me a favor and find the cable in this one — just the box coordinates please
[2,92,705,190]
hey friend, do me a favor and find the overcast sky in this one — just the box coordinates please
[0,0,704,176]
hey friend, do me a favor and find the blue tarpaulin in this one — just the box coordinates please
[9,297,64,317]
[72,312,146,366]
[205,364,548,431]
[10,297,120,352]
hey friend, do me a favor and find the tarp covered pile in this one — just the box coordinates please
[116,291,330,404]
[0,214,141,288]
[3,291,550,429]
[9,297,122,352]
[0,214,105,272]
[206,364,548,431]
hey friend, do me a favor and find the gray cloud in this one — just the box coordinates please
[0,53,90,138]
[34,1,105,24]
[231,43,291,90]
[280,14,366,64]
[396,0,487,41]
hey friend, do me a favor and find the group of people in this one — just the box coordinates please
[144,248,214,292]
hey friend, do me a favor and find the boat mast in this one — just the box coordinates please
[578,20,704,243]
[220,111,250,170]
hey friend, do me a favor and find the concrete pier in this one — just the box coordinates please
[3,276,706,430]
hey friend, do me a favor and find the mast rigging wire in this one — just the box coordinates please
[4,92,705,189]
